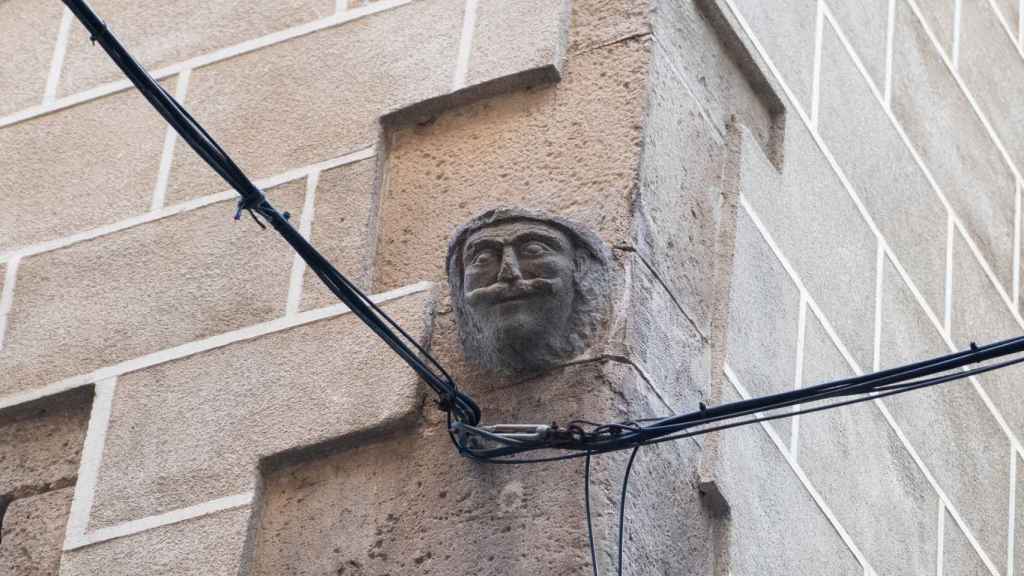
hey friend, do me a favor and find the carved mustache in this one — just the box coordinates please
[465,278,558,307]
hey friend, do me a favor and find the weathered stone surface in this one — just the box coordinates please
[1016,453,1023,575]
[0,487,75,576]
[798,313,938,576]
[0,389,91,497]
[914,0,957,57]
[990,0,1020,34]
[827,0,889,89]
[0,0,64,115]
[87,289,431,528]
[1,87,167,252]
[467,0,571,87]
[880,258,1010,573]
[59,0,334,96]
[374,39,649,291]
[892,0,1016,292]
[301,159,377,311]
[715,386,862,576]
[0,180,305,399]
[818,22,946,315]
[960,0,1024,171]
[59,506,250,576]
[943,512,992,576]
[729,0,816,111]
[568,0,649,54]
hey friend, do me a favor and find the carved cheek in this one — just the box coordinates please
[521,253,573,281]
[463,264,497,292]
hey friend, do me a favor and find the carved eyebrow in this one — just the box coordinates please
[463,238,502,260]
[512,230,567,250]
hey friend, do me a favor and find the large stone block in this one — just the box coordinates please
[0,87,168,252]
[86,288,431,528]
[0,487,74,576]
[467,0,571,87]
[943,512,993,575]
[892,0,1016,292]
[798,313,938,576]
[59,0,334,96]
[59,506,251,576]
[0,1,64,115]
[373,39,649,291]
[880,257,1011,573]
[729,0,817,112]
[0,180,305,398]
[743,121,878,371]
[0,389,91,497]
[818,21,946,315]
[827,0,889,89]
[960,0,1024,173]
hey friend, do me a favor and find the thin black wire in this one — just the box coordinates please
[584,451,599,576]
[617,447,640,576]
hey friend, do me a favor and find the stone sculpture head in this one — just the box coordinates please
[447,208,612,377]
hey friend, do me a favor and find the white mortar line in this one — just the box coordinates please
[451,0,479,91]
[286,172,320,316]
[944,213,955,336]
[0,147,375,265]
[63,377,116,551]
[150,69,192,212]
[1006,449,1016,576]
[67,492,254,550]
[790,295,808,460]
[0,256,20,351]
[0,281,432,412]
[953,0,963,69]
[43,7,74,105]
[810,0,826,129]
[984,0,1017,45]
[724,365,876,573]
[1014,181,1022,310]
[0,0,412,129]
[873,243,885,372]
[937,498,946,576]
[884,0,897,106]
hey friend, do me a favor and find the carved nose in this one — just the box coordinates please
[496,246,522,282]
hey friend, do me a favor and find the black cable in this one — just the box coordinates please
[617,447,639,576]
[584,451,599,576]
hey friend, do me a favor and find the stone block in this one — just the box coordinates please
[818,21,947,315]
[59,0,334,96]
[960,0,1024,172]
[715,387,862,576]
[949,233,1024,445]
[892,0,1016,292]
[373,39,649,291]
[725,210,801,426]
[797,313,938,576]
[943,512,992,575]
[0,487,75,576]
[87,289,431,528]
[0,1,64,115]
[914,0,957,57]
[880,257,1010,573]
[165,0,464,205]
[0,389,91,497]
[0,88,167,252]
[743,121,878,371]
[59,507,250,576]
[991,0,1020,34]
[301,159,378,310]
[568,0,649,54]
[0,179,305,398]
[1016,453,1023,575]
[729,0,817,112]
[827,0,889,89]
[467,0,571,88]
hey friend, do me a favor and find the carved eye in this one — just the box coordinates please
[470,249,496,266]
[520,241,550,257]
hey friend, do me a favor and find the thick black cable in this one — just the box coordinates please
[617,447,639,576]
[585,451,599,576]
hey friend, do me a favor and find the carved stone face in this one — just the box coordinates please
[447,208,611,377]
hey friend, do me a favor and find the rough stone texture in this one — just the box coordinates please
[827,0,889,89]
[467,0,571,87]
[991,0,1020,34]
[818,21,947,316]
[1017,453,1024,575]
[725,210,801,434]
[59,0,335,96]
[0,389,91,498]
[728,0,816,112]
[0,0,64,116]
[88,289,431,528]
[715,386,862,576]
[943,512,992,576]
[1,87,167,252]
[301,159,378,310]
[374,39,649,291]
[0,487,74,576]
[960,0,1024,172]
[567,0,648,54]
[59,507,251,576]
[797,313,938,576]
[880,258,1011,573]
[949,233,1024,444]
[915,0,957,57]
[0,180,305,399]
[892,0,1017,292]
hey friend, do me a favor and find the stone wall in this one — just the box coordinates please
[1,0,1022,575]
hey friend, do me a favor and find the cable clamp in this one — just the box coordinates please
[481,424,552,442]
[234,191,268,229]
